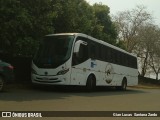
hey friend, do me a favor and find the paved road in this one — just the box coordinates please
[0,85,160,120]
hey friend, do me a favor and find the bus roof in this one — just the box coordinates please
[46,33,136,58]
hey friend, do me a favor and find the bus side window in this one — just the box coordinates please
[105,47,111,62]
[79,44,88,62]
[72,37,89,66]
[90,44,96,60]
[111,49,115,63]
[101,45,106,62]
[133,57,138,69]
[121,53,125,66]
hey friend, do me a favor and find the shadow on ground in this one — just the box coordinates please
[0,83,147,102]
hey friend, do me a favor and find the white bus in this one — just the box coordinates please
[31,33,138,90]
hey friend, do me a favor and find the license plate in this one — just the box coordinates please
[42,77,49,80]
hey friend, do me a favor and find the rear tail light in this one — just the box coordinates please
[8,65,14,70]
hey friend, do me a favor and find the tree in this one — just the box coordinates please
[148,26,160,80]
[135,24,160,77]
[0,0,54,56]
[16,0,54,56]
[149,53,160,80]
[52,1,118,45]
[52,0,94,34]
[0,0,118,56]
[91,3,117,45]
[113,5,152,52]
[0,0,28,55]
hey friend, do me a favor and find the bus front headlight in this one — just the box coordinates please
[57,68,69,75]
[32,68,37,75]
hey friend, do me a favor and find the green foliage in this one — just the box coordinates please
[91,3,118,45]
[0,0,27,55]
[52,0,94,34]
[0,0,118,56]
[0,0,54,56]
[15,37,39,56]
[116,41,127,50]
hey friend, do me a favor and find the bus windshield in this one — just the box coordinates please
[33,35,75,68]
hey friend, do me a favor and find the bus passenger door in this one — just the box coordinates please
[71,39,89,85]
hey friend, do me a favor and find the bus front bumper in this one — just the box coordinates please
[31,74,68,85]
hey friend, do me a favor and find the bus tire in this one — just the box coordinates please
[86,75,96,92]
[116,78,127,91]
[121,78,127,91]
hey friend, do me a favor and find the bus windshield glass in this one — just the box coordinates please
[33,35,75,68]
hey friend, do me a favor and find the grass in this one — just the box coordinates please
[130,83,160,89]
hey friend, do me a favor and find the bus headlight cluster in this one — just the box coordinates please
[31,68,37,75]
[57,68,69,75]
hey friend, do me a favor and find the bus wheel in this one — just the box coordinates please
[121,79,127,91]
[86,75,96,92]
[116,78,127,91]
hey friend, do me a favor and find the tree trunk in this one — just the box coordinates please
[156,73,159,80]
[141,52,149,77]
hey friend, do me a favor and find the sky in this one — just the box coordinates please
[86,0,160,26]
[86,0,160,79]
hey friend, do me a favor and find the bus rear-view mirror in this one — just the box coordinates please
[74,40,87,55]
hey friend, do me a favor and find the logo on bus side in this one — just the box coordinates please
[105,64,114,84]
[91,60,97,68]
